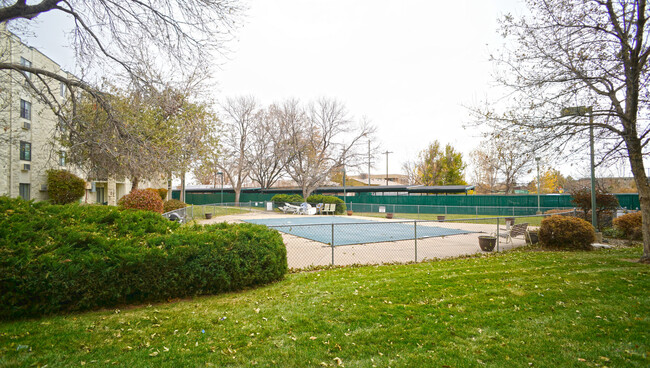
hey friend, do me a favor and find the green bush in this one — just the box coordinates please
[46,169,86,204]
[157,188,168,200]
[613,211,642,240]
[163,199,188,213]
[118,189,164,213]
[306,194,346,214]
[0,197,287,319]
[538,215,595,250]
[271,194,304,204]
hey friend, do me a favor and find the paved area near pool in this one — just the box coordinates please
[198,211,531,269]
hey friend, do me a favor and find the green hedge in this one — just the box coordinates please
[271,194,304,204]
[306,194,346,215]
[0,197,287,319]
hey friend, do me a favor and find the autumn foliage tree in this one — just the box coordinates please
[407,141,467,186]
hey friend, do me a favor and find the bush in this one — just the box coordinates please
[163,199,188,213]
[613,211,642,240]
[306,194,346,214]
[119,189,164,213]
[157,188,168,200]
[538,215,595,250]
[46,169,86,204]
[0,197,287,319]
[570,188,619,228]
[271,194,304,204]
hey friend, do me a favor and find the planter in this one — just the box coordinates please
[205,213,213,219]
[478,236,497,252]
[527,230,539,245]
[347,210,353,216]
[386,213,394,219]
[437,215,446,222]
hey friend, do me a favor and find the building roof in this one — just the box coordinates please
[179,184,476,195]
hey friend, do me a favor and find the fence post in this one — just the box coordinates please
[417,205,420,220]
[331,223,335,266]
[414,220,418,262]
[496,217,500,252]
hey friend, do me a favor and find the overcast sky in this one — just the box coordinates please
[22,0,623,183]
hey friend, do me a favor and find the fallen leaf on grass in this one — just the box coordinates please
[334,357,344,366]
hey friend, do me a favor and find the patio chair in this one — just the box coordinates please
[322,203,336,215]
[299,202,317,215]
[498,222,530,244]
[280,202,301,214]
[315,203,324,214]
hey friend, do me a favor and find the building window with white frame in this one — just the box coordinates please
[20,99,31,120]
[20,141,31,161]
[59,150,66,166]
[19,183,30,200]
[20,57,32,80]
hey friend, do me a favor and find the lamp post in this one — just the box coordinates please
[383,150,393,186]
[561,106,597,229]
[217,172,223,204]
[535,157,541,214]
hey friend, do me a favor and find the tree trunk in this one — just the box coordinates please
[131,176,139,192]
[625,138,650,262]
[234,189,241,205]
[180,171,186,203]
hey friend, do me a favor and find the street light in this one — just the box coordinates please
[561,106,597,229]
[383,150,393,186]
[535,157,541,214]
[217,172,223,204]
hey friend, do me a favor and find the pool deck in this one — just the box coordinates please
[198,211,532,269]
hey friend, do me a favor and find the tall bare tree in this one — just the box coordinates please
[217,95,257,204]
[279,98,376,199]
[247,105,286,189]
[0,0,241,173]
[471,133,534,194]
[477,0,650,262]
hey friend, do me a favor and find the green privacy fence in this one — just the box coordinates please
[172,190,640,211]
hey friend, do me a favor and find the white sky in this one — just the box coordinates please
[21,0,631,183]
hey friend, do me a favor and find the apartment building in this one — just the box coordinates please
[0,25,164,205]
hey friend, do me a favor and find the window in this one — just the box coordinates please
[60,82,66,97]
[19,141,31,161]
[20,99,31,120]
[19,183,30,200]
[20,57,31,80]
[59,150,66,166]
[96,187,105,204]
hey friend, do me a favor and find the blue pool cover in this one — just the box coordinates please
[244,216,476,246]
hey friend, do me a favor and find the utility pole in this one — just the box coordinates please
[383,150,393,186]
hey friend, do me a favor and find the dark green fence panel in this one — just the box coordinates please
[172,190,640,210]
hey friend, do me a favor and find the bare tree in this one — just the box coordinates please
[475,0,650,262]
[469,146,500,193]
[217,95,257,204]
[279,98,376,199]
[0,0,241,174]
[247,105,286,189]
[471,133,534,194]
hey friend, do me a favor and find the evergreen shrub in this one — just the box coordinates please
[271,194,304,204]
[46,169,86,204]
[0,197,287,319]
[306,194,346,214]
[539,215,595,250]
[163,199,188,213]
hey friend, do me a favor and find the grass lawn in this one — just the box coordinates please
[1,246,648,367]
[355,211,548,226]
[188,205,251,219]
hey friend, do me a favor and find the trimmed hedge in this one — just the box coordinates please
[307,194,346,215]
[0,197,287,319]
[163,199,188,213]
[271,194,304,204]
[538,215,595,250]
[118,189,164,213]
[613,211,642,240]
[46,169,86,204]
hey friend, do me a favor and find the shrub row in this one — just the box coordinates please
[163,198,188,213]
[271,194,304,204]
[0,197,287,319]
